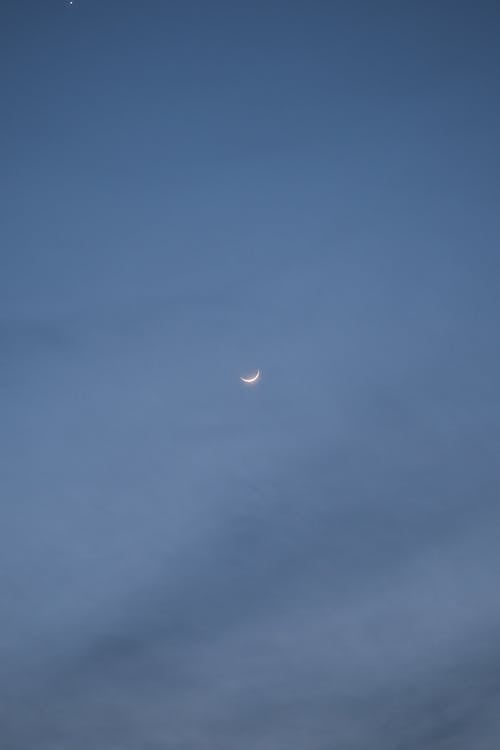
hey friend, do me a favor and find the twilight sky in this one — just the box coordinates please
[1,1,500,747]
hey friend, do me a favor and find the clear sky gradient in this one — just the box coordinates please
[1,1,500,747]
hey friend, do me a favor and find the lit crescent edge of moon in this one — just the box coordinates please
[240,369,261,384]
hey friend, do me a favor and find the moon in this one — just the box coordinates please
[240,369,261,384]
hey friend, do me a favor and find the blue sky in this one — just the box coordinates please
[1,1,500,747]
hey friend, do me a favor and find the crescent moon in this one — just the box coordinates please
[240,369,260,384]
